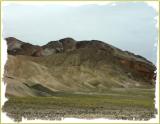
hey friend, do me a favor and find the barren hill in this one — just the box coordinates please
[4,37,156,97]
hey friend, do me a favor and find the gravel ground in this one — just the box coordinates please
[2,98,156,122]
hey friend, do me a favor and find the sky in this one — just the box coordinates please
[2,2,158,64]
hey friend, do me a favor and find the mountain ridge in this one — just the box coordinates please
[4,37,156,97]
[5,37,154,64]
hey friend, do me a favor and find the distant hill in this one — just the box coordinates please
[4,37,156,97]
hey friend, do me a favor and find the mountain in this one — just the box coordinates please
[4,37,156,97]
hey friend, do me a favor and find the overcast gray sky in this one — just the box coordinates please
[2,2,158,64]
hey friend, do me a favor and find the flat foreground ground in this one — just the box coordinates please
[2,88,156,122]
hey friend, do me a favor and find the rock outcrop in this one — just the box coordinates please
[6,37,43,57]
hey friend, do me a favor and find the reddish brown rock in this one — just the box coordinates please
[6,37,42,57]
[119,57,155,81]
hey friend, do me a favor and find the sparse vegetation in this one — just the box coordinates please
[3,88,156,122]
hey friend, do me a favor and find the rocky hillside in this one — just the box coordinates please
[4,37,156,97]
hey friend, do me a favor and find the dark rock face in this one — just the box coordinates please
[5,37,156,84]
[6,37,42,57]
[6,37,77,57]
[43,41,63,52]
[59,37,76,52]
